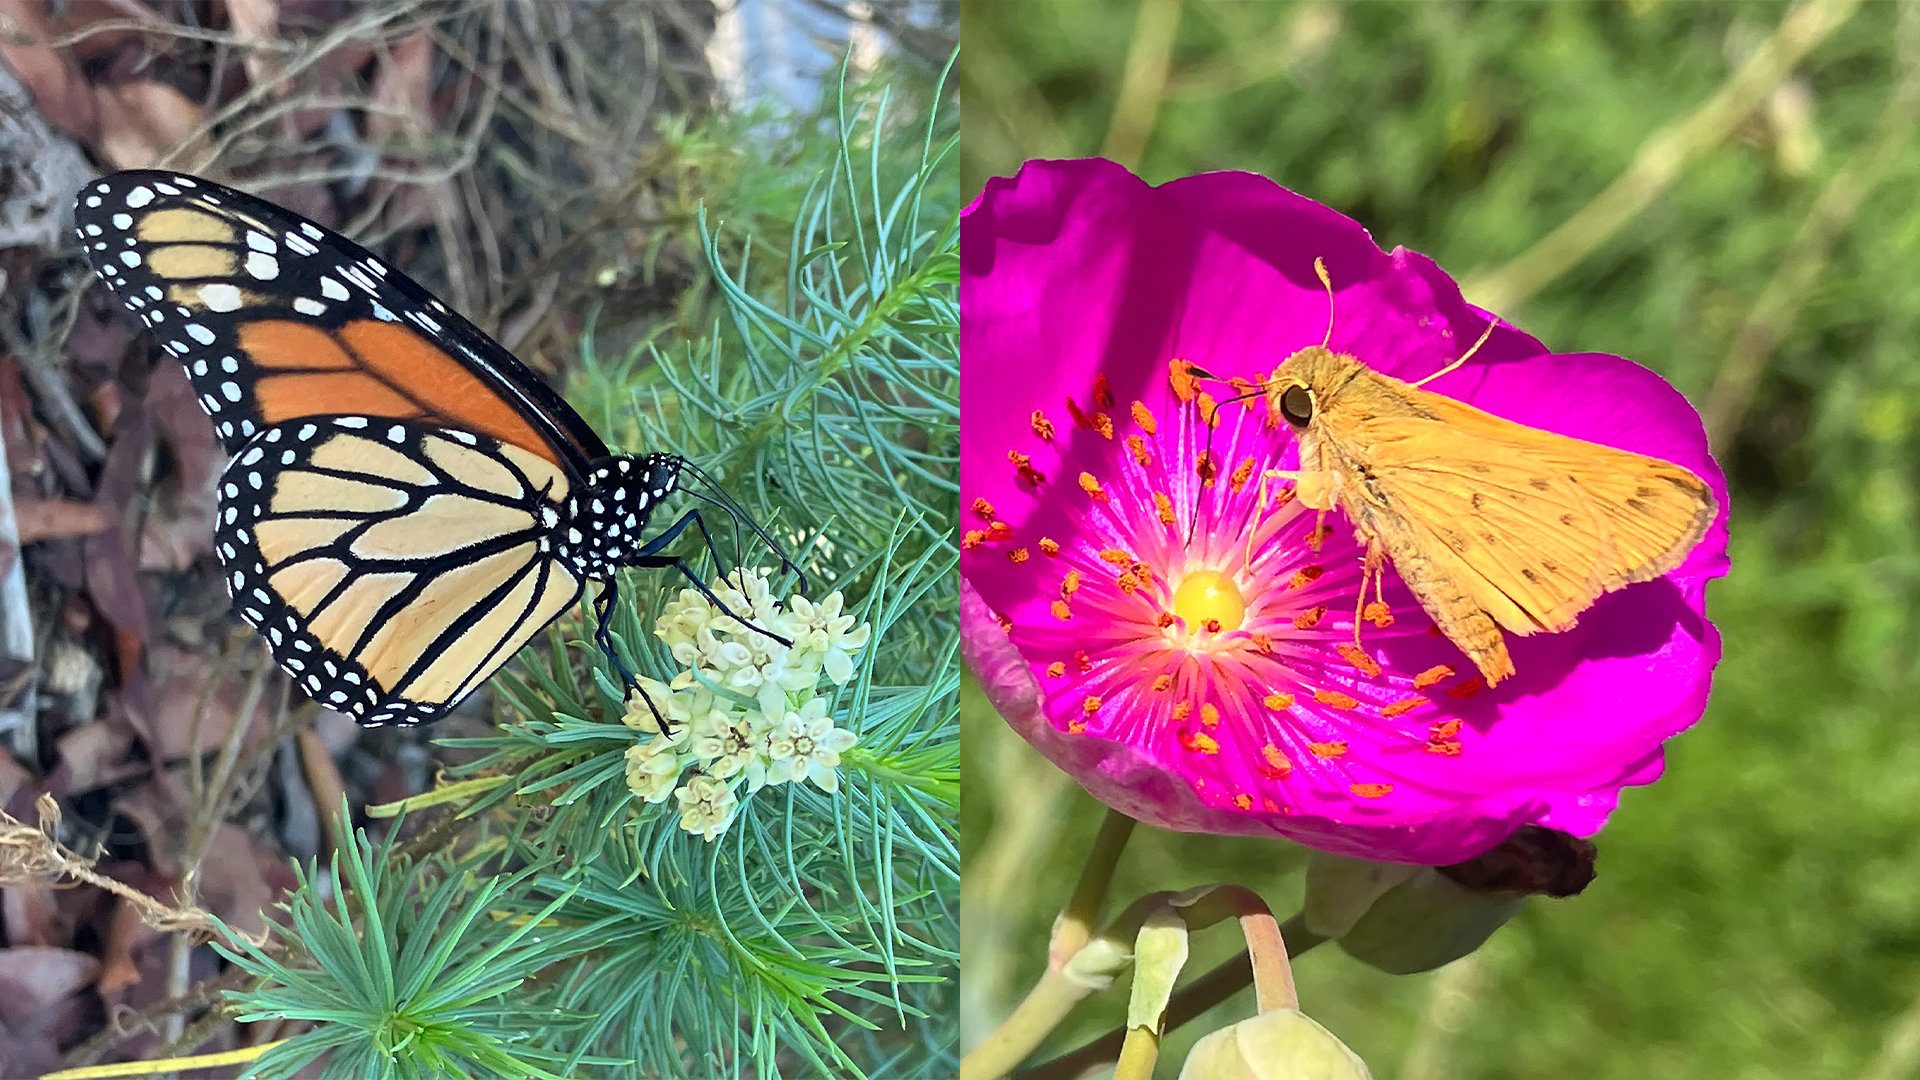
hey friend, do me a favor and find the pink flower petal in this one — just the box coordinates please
[961,159,1728,865]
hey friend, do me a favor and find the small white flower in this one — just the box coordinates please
[620,679,707,743]
[633,572,872,817]
[656,589,721,650]
[690,709,774,791]
[765,697,859,794]
[675,773,739,841]
[721,567,783,624]
[787,592,871,684]
[624,736,685,804]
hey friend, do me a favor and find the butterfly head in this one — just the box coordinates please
[1265,344,1340,431]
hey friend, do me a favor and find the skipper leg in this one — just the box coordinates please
[1353,541,1387,651]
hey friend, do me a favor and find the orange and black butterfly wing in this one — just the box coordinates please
[73,170,616,726]
[216,415,584,726]
[72,170,606,477]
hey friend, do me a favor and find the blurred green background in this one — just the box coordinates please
[959,2,1920,1078]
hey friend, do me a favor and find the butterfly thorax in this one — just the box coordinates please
[553,453,681,579]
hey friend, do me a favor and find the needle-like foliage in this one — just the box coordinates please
[217,58,957,1080]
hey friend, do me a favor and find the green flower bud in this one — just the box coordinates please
[1176,1009,1372,1080]
[1334,867,1523,975]
[1306,827,1596,975]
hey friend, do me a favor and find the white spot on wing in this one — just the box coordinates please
[198,284,242,311]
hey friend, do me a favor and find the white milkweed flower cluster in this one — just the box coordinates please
[621,568,871,841]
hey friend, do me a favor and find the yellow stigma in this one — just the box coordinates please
[1173,570,1246,633]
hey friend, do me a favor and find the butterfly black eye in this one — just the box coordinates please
[1280,385,1314,428]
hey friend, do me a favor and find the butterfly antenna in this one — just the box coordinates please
[1182,383,1271,549]
[1314,257,1335,348]
[1412,315,1499,389]
[675,458,810,594]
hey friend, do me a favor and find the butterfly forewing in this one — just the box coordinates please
[1285,349,1716,686]
[219,416,583,726]
[73,171,605,473]
[1355,402,1714,635]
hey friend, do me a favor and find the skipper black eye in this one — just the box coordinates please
[1280,385,1314,428]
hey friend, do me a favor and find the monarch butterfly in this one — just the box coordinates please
[73,170,792,727]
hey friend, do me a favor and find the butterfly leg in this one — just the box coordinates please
[594,578,673,731]
[1353,541,1386,652]
[1261,468,1336,510]
[592,580,638,687]
[631,509,797,648]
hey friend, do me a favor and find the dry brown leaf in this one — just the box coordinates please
[13,497,109,543]
[0,0,101,143]
[196,824,273,937]
[50,721,137,796]
[109,784,181,880]
[0,357,45,488]
[141,645,270,762]
[0,744,28,811]
[368,29,434,146]
[92,78,209,170]
[223,0,282,89]
[0,945,100,1028]
[1,885,67,948]
[63,300,136,379]
[39,0,166,65]
[94,891,146,994]
[139,361,217,571]
[295,726,347,854]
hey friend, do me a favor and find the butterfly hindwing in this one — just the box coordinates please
[72,170,605,473]
[218,416,584,726]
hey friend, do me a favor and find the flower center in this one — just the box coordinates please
[1172,569,1246,633]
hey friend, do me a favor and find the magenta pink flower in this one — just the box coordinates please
[960,159,1729,866]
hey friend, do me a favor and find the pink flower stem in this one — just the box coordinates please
[1167,886,1297,1012]
[1013,914,1328,1080]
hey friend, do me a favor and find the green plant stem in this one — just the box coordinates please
[960,812,1137,1080]
[1113,1026,1161,1080]
[1702,13,1920,445]
[1102,0,1183,169]
[961,967,1100,1080]
[1014,914,1327,1080]
[1052,809,1136,965]
[1461,0,1863,312]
